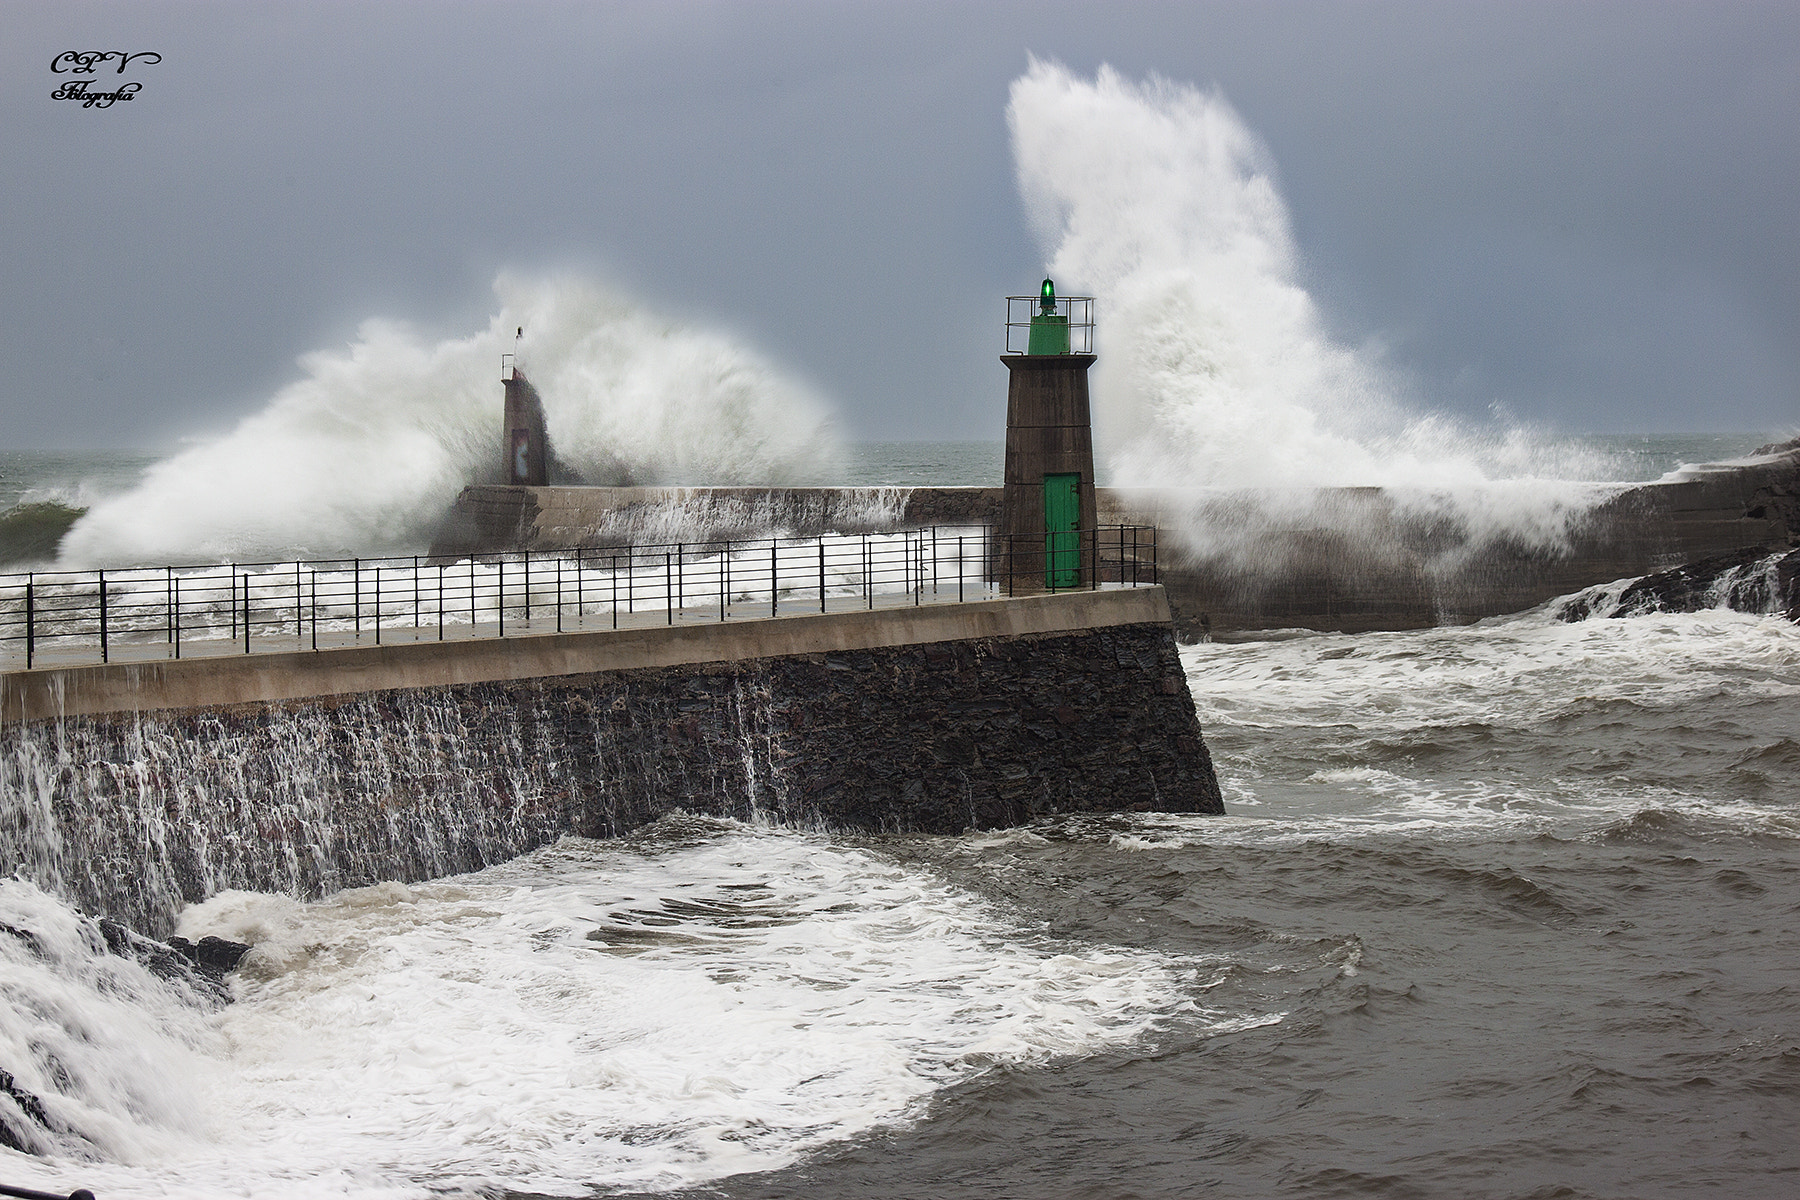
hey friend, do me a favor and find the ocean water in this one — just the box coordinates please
[3,547,1798,1199]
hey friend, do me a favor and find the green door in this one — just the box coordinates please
[1043,473,1080,589]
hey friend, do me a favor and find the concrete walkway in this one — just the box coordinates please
[0,578,1028,673]
[1,585,1170,723]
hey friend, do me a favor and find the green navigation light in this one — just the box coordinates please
[1028,278,1070,354]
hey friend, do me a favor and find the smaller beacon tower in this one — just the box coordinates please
[500,327,549,487]
[999,280,1097,591]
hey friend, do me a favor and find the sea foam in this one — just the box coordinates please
[0,827,1229,1197]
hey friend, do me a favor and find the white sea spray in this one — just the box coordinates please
[57,275,841,566]
[1007,60,1615,567]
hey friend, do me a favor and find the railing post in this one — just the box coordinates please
[243,570,251,653]
[556,556,564,633]
[173,573,181,658]
[771,538,778,618]
[438,564,445,640]
[676,544,684,613]
[957,536,964,604]
[310,572,317,651]
[498,556,506,637]
[818,538,826,613]
[612,551,619,629]
[721,538,729,622]
[230,565,238,640]
[296,561,303,640]
[576,547,584,628]
[353,558,360,635]
[374,568,381,645]
[24,577,34,668]
[665,551,673,625]
[167,566,174,646]
[98,569,108,663]
[523,549,530,625]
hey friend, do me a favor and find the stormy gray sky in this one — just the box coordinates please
[3,0,1796,449]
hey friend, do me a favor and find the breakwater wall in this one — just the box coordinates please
[1128,443,1800,634]
[0,589,1221,935]
[433,484,1003,552]
[434,443,1800,634]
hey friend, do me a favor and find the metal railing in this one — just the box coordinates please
[1004,293,1095,355]
[0,525,1156,671]
[0,1182,95,1200]
[991,525,1157,595]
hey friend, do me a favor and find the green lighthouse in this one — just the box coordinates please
[1000,279,1097,591]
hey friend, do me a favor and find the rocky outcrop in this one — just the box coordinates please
[95,920,251,998]
[1559,545,1800,623]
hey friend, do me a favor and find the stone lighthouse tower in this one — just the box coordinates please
[999,279,1097,591]
[501,327,549,487]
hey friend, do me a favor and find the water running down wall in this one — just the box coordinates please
[1,613,1220,937]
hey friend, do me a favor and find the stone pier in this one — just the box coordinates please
[0,588,1223,933]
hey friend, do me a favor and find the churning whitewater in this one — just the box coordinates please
[4,600,1798,1199]
[2,824,1248,1199]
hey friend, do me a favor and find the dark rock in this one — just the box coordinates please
[0,1067,53,1154]
[166,934,254,977]
[1561,546,1800,623]
[97,919,247,1001]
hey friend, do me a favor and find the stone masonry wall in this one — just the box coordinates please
[2,621,1220,934]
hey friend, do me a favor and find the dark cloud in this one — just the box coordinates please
[2,0,1794,448]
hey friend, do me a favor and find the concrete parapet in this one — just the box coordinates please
[2,587,1176,723]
